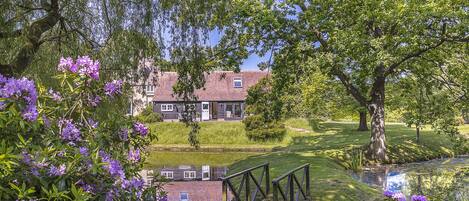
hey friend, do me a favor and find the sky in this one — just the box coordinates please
[208,30,270,71]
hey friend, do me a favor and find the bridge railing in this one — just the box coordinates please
[272,164,310,201]
[221,163,270,201]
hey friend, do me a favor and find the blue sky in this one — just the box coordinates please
[208,30,269,71]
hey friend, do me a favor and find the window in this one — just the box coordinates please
[233,78,243,88]
[180,192,189,201]
[161,171,173,179]
[183,171,196,179]
[161,104,173,112]
[146,84,154,95]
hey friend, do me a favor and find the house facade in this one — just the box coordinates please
[153,71,268,121]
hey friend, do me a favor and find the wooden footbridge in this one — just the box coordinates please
[221,163,311,201]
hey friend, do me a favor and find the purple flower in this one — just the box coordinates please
[104,80,123,97]
[128,149,141,163]
[384,190,394,198]
[411,195,427,201]
[392,192,406,201]
[88,95,101,107]
[99,151,125,179]
[105,188,117,201]
[48,89,62,101]
[31,167,40,176]
[77,56,100,80]
[57,150,65,157]
[49,164,66,176]
[0,75,38,121]
[58,119,81,143]
[58,57,77,72]
[133,122,148,137]
[58,56,99,80]
[79,147,89,156]
[130,178,144,189]
[107,160,125,179]
[22,151,32,165]
[119,128,129,141]
[87,118,98,128]
[21,105,38,121]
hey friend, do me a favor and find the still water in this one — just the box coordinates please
[352,156,469,201]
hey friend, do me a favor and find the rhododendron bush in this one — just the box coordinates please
[0,56,165,200]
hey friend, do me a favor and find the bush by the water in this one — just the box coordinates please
[136,105,162,123]
[243,115,286,141]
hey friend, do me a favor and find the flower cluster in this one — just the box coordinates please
[133,122,149,136]
[411,195,427,201]
[58,119,81,143]
[0,74,38,121]
[49,164,66,176]
[100,151,125,179]
[58,56,100,80]
[384,191,427,201]
[104,80,123,97]
[128,149,141,163]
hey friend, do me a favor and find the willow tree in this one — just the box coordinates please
[212,0,468,161]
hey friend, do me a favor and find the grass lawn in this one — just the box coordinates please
[148,121,308,149]
[147,119,469,201]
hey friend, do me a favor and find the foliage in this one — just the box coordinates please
[243,77,286,141]
[243,115,286,141]
[136,105,162,123]
[208,0,468,161]
[338,147,364,172]
[0,57,164,200]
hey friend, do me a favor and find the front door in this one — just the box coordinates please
[201,102,210,121]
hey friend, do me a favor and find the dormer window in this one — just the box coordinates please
[146,84,154,95]
[233,78,242,88]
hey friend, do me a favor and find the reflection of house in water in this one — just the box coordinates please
[140,165,229,201]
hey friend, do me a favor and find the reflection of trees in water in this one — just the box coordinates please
[406,167,469,201]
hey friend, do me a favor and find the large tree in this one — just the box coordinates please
[211,0,468,161]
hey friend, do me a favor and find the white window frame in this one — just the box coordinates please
[145,84,154,95]
[160,171,173,179]
[233,78,243,88]
[161,104,174,112]
[183,171,196,179]
[180,192,189,201]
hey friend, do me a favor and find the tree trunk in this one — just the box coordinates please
[366,74,388,162]
[416,126,420,143]
[357,111,369,131]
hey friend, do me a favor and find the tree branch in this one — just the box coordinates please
[332,68,368,107]
[0,0,60,76]
[385,40,445,76]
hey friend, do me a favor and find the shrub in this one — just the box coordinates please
[243,115,286,141]
[136,105,162,123]
[0,56,166,200]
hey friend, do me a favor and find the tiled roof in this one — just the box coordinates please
[153,71,269,102]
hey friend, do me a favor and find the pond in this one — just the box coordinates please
[352,156,469,200]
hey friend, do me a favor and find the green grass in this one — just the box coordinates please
[149,121,305,149]
[147,119,469,200]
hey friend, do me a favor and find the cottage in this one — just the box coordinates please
[153,71,269,121]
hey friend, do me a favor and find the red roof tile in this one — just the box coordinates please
[153,71,269,102]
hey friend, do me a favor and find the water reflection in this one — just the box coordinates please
[140,165,229,201]
[352,157,469,200]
